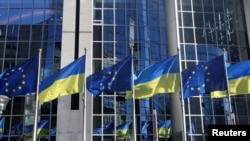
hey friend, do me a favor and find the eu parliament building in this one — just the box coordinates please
[0,0,250,141]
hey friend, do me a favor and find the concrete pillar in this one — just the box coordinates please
[165,0,185,141]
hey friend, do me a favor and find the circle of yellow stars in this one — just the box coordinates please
[186,64,211,92]
[3,67,26,94]
[99,71,118,90]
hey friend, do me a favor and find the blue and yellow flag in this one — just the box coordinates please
[39,55,85,103]
[0,56,38,96]
[87,55,132,97]
[0,118,4,139]
[37,120,49,136]
[115,121,133,140]
[23,120,48,137]
[158,120,172,138]
[224,60,250,97]
[126,55,180,99]
[182,55,227,99]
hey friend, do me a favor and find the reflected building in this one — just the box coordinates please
[0,0,250,141]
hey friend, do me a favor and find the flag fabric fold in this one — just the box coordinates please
[182,55,227,99]
[0,56,39,97]
[39,55,85,103]
[125,55,180,99]
[86,55,132,97]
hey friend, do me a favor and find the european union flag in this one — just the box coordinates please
[0,73,3,79]
[182,63,206,98]
[39,55,85,103]
[126,55,180,99]
[182,55,227,99]
[0,56,38,96]
[87,55,132,97]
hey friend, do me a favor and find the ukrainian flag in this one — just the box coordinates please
[23,120,48,139]
[115,121,133,140]
[226,60,250,97]
[125,55,180,99]
[210,59,250,98]
[37,120,49,138]
[158,120,172,139]
[39,55,85,103]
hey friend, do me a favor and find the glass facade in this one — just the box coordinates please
[0,0,63,140]
[0,0,250,141]
[92,0,250,141]
[92,0,171,140]
[177,0,250,140]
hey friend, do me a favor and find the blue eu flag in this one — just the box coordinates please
[0,56,38,97]
[182,55,227,99]
[87,55,132,97]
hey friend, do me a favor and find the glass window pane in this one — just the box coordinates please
[103,42,114,58]
[182,0,192,11]
[193,0,202,11]
[104,26,114,41]
[194,13,204,27]
[203,0,213,12]
[183,12,193,27]
[184,28,194,43]
[104,10,113,24]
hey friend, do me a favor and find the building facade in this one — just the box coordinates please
[0,0,250,141]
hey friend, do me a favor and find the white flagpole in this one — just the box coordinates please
[83,48,87,141]
[222,49,234,125]
[152,109,158,141]
[32,48,42,141]
[131,47,137,141]
[178,48,187,141]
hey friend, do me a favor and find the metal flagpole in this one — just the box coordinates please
[131,47,137,141]
[222,49,235,125]
[32,48,42,141]
[83,48,87,141]
[152,109,158,141]
[178,48,187,141]
[173,0,187,139]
